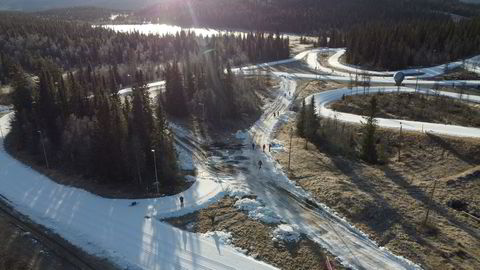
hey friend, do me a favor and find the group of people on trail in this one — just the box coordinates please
[252,143,272,153]
[252,142,273,170]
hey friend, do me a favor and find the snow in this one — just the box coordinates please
[0,112,276,270]
[3,42,479,270]
[272,224,301,243]
[202,231,233,246]
[327,48,480,79]
[226,185,252,199]
[0,105,12,113]
[309,86,480,138]
[234,130,248,139]
[234,198,283,224]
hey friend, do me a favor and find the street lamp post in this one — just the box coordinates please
[151,149,160,194]
[288,127,293,171]
[38,130,49,169]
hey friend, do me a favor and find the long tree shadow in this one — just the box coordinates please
[381,165,480,241]
[327,155,458,260]
[426,132,478,165]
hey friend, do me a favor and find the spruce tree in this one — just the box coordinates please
[296,100,306,137]
[361,96,378,164]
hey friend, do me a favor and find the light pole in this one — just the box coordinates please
[38,130,49,169]
[151,149,160,194]
[288,127,293,171]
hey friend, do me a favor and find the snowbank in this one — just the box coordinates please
[272,224,301,243]
[234,198,283,224]
[235,130,248,140]
[202,231,233,246]
[0,105,12,113]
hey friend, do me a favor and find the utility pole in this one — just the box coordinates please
[151,149,160,194]
[424,179,437,225]
[398,122,402,161]
[415,69,419,93]
[38,130,49,169]
[288,127,293,171]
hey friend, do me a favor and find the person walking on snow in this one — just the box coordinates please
[252,143,255,150]
[269,143,272,152]
[263,144,266,152]
[179,196,184,208]
[258,160,263,170]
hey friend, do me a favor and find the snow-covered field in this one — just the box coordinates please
[0,112,277,270]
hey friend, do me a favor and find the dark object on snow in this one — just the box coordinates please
[304,199,319,210]
[263,144,266,152]
[180,196,184,208]
[144,215,151,219]
[269,144,272,152]
[258,160,263,169]
[129,201,137,207]
[252,143,255,150]
[210,215,215,225]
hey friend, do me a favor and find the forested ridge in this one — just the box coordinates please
[0,12,288,86]
[134,0,478,33]
[345,18,480,70]
[2,13,289,194]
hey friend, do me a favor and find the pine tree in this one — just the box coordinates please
[296,100,306,137]
[361,96,378,164]
[304,96,319,149]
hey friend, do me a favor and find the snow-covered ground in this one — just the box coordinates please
[0,113,277,270]
[308,86,480,138]
[327,48,480,78]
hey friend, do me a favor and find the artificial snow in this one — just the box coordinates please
[202,231,233,246]
[234,198,283,224]
[0,112,276,270]
[235,130,248,140]
[272,224,301,243]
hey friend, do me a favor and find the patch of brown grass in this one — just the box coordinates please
[166,197,343,270]
[273,119,480,270]
[330,92,480,127]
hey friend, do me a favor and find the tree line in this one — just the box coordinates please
[345,17,480,70]
[0,12,289,86]
[9,62,179,193]
[134,0,476,34]
[3,13,290,193]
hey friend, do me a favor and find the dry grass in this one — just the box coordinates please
[330,92,480,127]
[273,119,480,270]
[166,197,343,270]
[436,68,480,81]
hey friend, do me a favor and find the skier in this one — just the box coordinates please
[263,144,266,152]
[252,143,255,150]
[258,160,263,170]
[268,143,272,152]
[180,196,184,208]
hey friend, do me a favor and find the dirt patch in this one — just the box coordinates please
[330,92,480,127]
[0,201,118,270]
[165,197,343,270]
[273,118,480,270]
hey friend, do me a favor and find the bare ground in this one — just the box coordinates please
[273,119,480,270]
[166,197,343,270]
